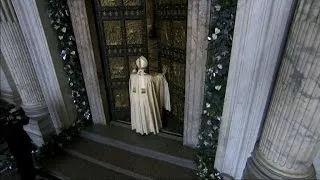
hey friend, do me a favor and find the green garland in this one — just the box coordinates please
[197,0,237,179]
[1,0,237,177]
[34,0,93,164]
[48,0,91,122]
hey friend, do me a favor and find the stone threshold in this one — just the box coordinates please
[81,124,196,170]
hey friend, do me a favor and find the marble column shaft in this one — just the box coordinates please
[183,0,211,147]
[11,0,77,131]
[214,0,297,178]
[0,0,53,146]
[249,0,320,179]
[67,0,108,125]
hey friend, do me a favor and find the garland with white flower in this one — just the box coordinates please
[48,0,91,122]
[197,0,237,179]
[31,0,93,165]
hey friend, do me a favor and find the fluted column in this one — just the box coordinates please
[244,0,320,179]
[0,55,21,105]
[214,0,297,178]
[11,0,77,131]
[0,0,54,146]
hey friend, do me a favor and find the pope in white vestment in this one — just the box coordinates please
[129,56,162,135]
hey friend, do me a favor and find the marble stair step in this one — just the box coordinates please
[45,152,134,180]
[66,138,197,179]
[81,124,196,169]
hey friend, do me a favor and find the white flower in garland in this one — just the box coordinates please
[207,120,212,125]
[217,64,223,69]
[203,167,208,174]
[217,116,221,121]
[208,133,213,137]
[61,27,67,33]
[54,25,60,30]
[210,174,215,178]
[215,5,221,11]
[58,35,63,40]
[216,55,221,61]
[212,34,217,40]
[222,51,228,56]
[204,141,209,146]
[214,85,222,91]
[215,85,222,91]
[215,28,221,34]
[71,51,76,55]
[206,103,211,108]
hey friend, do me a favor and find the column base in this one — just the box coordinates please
[243,152,316,180]
[22,103,55,147]
[0,90,21,105]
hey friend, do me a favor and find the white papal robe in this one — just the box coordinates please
[151,73,171,117]
[129,71,162,135]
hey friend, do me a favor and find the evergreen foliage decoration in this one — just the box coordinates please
[33,0,93,166]
[48,0,91,122]
[197,0,237,179]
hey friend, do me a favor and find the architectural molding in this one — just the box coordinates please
[11,0,77,131]
[183,0,211,147]
[67,0,108,125]
[244,1,320,178]
[214,0,297,178]
[0,0,54,146]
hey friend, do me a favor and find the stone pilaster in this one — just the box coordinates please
[0,0,53,146]
[214,0,297,178]
[183,0,211,147]
[67,0,108,125]
[244,0,320,179]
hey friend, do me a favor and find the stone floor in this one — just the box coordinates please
[44,124,197,179]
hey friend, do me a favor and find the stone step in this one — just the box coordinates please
[66,138,197,179]
[46,153,135,180]
[81,124,196,169]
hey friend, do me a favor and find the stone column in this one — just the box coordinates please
[0,54,21,105]
[67,0,108,125]
[244,0,320,179]
[0,0,53,146]
[214,0,297,178]
[183,0,211,147]
[11,0,77,130]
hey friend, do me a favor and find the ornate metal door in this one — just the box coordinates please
[155,0,187,134]
[94,0,148,122]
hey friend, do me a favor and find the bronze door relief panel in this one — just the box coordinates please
[156,0,187,135]
[94,0,187,135]
[94,0,148,122]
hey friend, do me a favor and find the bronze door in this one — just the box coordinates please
[94,0,148,123]
[94,0,187,135]
[155,0,187,135]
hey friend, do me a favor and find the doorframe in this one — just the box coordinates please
[67,0,211,148]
